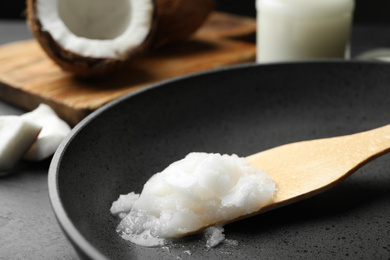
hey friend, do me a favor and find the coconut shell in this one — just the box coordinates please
[151,0,215,47]
[26,0,214,78]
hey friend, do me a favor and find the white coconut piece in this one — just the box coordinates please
[21,104,71,161]
[0,116,41,172]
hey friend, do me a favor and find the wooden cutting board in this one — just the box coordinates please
[0,12,256,126]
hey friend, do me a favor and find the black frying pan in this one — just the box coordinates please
[49,61,390,260]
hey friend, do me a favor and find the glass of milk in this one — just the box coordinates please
[256,0,355,63]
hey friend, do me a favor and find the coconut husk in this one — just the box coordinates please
[151,0,215,47]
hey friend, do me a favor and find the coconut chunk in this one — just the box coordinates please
[21,104,71,161]
[0,116,41,172]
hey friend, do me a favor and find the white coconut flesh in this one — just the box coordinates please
[37,0,154,58]
[0,116,41,172]
[21,104,71,161]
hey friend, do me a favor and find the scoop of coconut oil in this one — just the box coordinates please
[111,152,276,247]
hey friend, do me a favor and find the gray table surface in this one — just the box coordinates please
[1,19,390,259]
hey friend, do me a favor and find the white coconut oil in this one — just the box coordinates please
[111,152,276,247]
[256,0,355,63]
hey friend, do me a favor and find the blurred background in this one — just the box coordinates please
[0,0,390,23]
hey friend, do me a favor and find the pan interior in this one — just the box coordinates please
[51,62,390,260]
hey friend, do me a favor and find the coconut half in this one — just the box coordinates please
[26,0,214,77]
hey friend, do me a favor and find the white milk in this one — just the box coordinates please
[256,0,355,63]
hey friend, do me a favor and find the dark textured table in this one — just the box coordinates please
[1,19,390,259]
